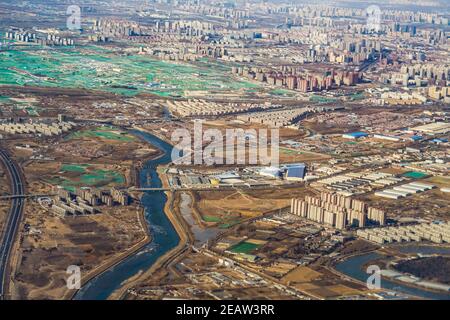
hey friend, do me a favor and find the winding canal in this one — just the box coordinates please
[74,130,180,300]
[335,245,450,300]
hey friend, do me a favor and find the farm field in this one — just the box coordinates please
[66,126,136,142]
[0,46,260,97]
[49,163,125,192]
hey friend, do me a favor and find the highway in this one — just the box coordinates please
[0,149,25,300]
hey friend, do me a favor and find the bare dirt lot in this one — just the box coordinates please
[191,186,317,228]
[361,176,450,219]
[11,200,146,299]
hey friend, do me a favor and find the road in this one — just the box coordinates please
[0,149,25,299]
[0,193,54,200]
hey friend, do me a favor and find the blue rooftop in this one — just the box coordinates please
[345,131,368,138]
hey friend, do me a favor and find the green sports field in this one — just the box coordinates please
[403,171,428,179]
[229,241,262,254]
[202,211,242,229]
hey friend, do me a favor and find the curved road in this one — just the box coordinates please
[0,149,25,299]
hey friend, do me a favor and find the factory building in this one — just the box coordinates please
[237,107,310,127]
[282,163,307,181]
[357,222,450,244]
[342,131,368,139]
[258,167,282,179]
[375,182,435,199]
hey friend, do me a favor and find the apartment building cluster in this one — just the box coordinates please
[5,31,36,43]
[357,222,450,245]
[5,31,74,46]
[428,86,450,102]
[80,187,129,206]
[52,187,131,216]
[92,19,147,38]
[166,99,276,118]
[285,5,447,25]
[42,34,75,46]
[154,20,215,37]
[194,45,228,59]
[51,199,97,217]
[232,66,361,92]
[290,192,386,230]
[0,121,76,136]
[383,64,449,88]
[378,91,428,105]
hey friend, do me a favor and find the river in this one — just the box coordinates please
[179,193,221,246]
[74,130,180,300]
[335,245,450,300]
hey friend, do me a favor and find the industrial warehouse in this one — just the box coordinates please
[357,222,450,244]
[375,182,436,199]
[166,99,276,117]
[237,105,340,127]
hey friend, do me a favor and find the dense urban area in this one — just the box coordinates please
[0,0,449,301]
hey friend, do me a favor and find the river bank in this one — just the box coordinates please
[334,244,450,300]
[73,129,181,300]
[108,171,191,300]
[66,207,151,300]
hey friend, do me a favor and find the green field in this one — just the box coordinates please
[0,95,11,103]
[270,88,295,97]
[202,215,222,223]
[349,92,365,100]
[67,126,135,142]
[202,211,242,229]
[48,163,125,192]
[403,171,429,179]
[0,46,260,97]
[15,105,40,116]
[230,241,262,254]
[0,95,40,115]
[61,164,88,173]
[310,95,338,104]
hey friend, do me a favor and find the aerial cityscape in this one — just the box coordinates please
[0,0,449,305]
